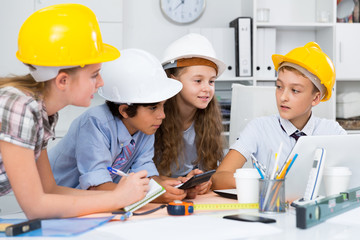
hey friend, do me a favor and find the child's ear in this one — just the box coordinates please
[54,72,70,91]
[312,91,321,107]
[118,105,129,118]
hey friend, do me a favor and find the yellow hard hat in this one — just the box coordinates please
[272,42,335,101]
[16,3,120,67]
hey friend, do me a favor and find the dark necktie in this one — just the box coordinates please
[110,139,135,179]
[279,120,306,142]
[290,130,307,141]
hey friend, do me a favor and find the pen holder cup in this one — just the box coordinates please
[259,179,286,213]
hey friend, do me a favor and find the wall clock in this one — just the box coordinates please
[160,0,206,24]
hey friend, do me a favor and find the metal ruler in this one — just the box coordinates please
[296,186,360,229]
[194,203,258,210]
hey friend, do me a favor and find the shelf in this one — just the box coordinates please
[217,77,253,82]
[255,22,333,30]
[336,78,360,82]
[346,130,360,134]
[256,77,276,81]
[221,132,230,136]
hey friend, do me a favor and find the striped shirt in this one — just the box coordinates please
[0,86,58,196]
[230,114,346,169]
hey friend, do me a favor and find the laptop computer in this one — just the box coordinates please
[284,134,360,201]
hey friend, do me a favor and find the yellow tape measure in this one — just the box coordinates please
[194,203,259,210]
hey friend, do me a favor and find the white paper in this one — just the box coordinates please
[124,179,165,212]
[327,207,360,226]
[97,215,282,240]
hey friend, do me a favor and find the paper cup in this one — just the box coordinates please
[323,167,352,196]
[234,168,260,203]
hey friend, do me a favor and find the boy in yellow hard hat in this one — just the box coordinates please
[212,42,346,190]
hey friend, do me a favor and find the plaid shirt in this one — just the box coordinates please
[0,86,58,196]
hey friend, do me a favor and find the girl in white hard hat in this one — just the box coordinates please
[48,48,185,202]
[154,33,226,199]
[0,4,150,219]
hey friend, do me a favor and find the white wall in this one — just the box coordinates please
[122,0,243,59]
[0,0,34,76]
[0,0,244,76]
[0,0,245,142]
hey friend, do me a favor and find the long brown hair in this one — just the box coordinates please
[154,67,224,176]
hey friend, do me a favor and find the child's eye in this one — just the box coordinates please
[194,79,201,83]
[92,73,99,78]
[209,80,215,85]
[276,84,282,89]
[292,89,300,94]
[148,106,157,110]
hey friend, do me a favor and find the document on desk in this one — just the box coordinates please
[97,215,282,239]
[327,207,360,226]
[0,216,113,237]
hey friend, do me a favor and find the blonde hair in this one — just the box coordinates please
[0,74,46,100]
[0,66,80,100]
[154,67,224,176]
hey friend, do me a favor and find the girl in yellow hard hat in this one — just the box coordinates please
[212,42,346,191]
[154,33,226,201]
[0,4,150,219]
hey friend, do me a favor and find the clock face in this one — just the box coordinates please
[160,0,206,24]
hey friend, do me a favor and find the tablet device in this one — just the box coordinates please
[213,189,238,199]
[176,170,215,190]
[223,214,276,223]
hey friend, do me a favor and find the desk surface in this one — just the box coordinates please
[1,192,359,239]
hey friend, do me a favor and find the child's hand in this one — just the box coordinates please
[151,176,187,203]
[182,169,212,198]
[184,169,204,179]
[115,170,150,207]
[195,179,212,195]
[177,169,204,185]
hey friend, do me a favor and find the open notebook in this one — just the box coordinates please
[124,179,165,212]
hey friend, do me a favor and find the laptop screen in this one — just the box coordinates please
[284,134,360,201]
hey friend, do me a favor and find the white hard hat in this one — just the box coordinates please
[161,33,226,77]
[98,48,182,104]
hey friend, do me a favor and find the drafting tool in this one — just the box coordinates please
[303,148,326,201]
[285,153,298,177]
[3,219,41,236]
[167,201,194,216]
[295,186,360,229]
[194,203,259,210]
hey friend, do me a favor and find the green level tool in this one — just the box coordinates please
[295,186,360,229]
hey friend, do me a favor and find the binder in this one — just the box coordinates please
[256,28,276,79]
[229,17,252,77]
[256,28,265,78]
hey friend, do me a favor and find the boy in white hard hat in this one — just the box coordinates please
[212,42,346,190]
[49,48,186,202]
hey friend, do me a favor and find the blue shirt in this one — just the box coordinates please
[230,114,347,169]
[49,104,158,189]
